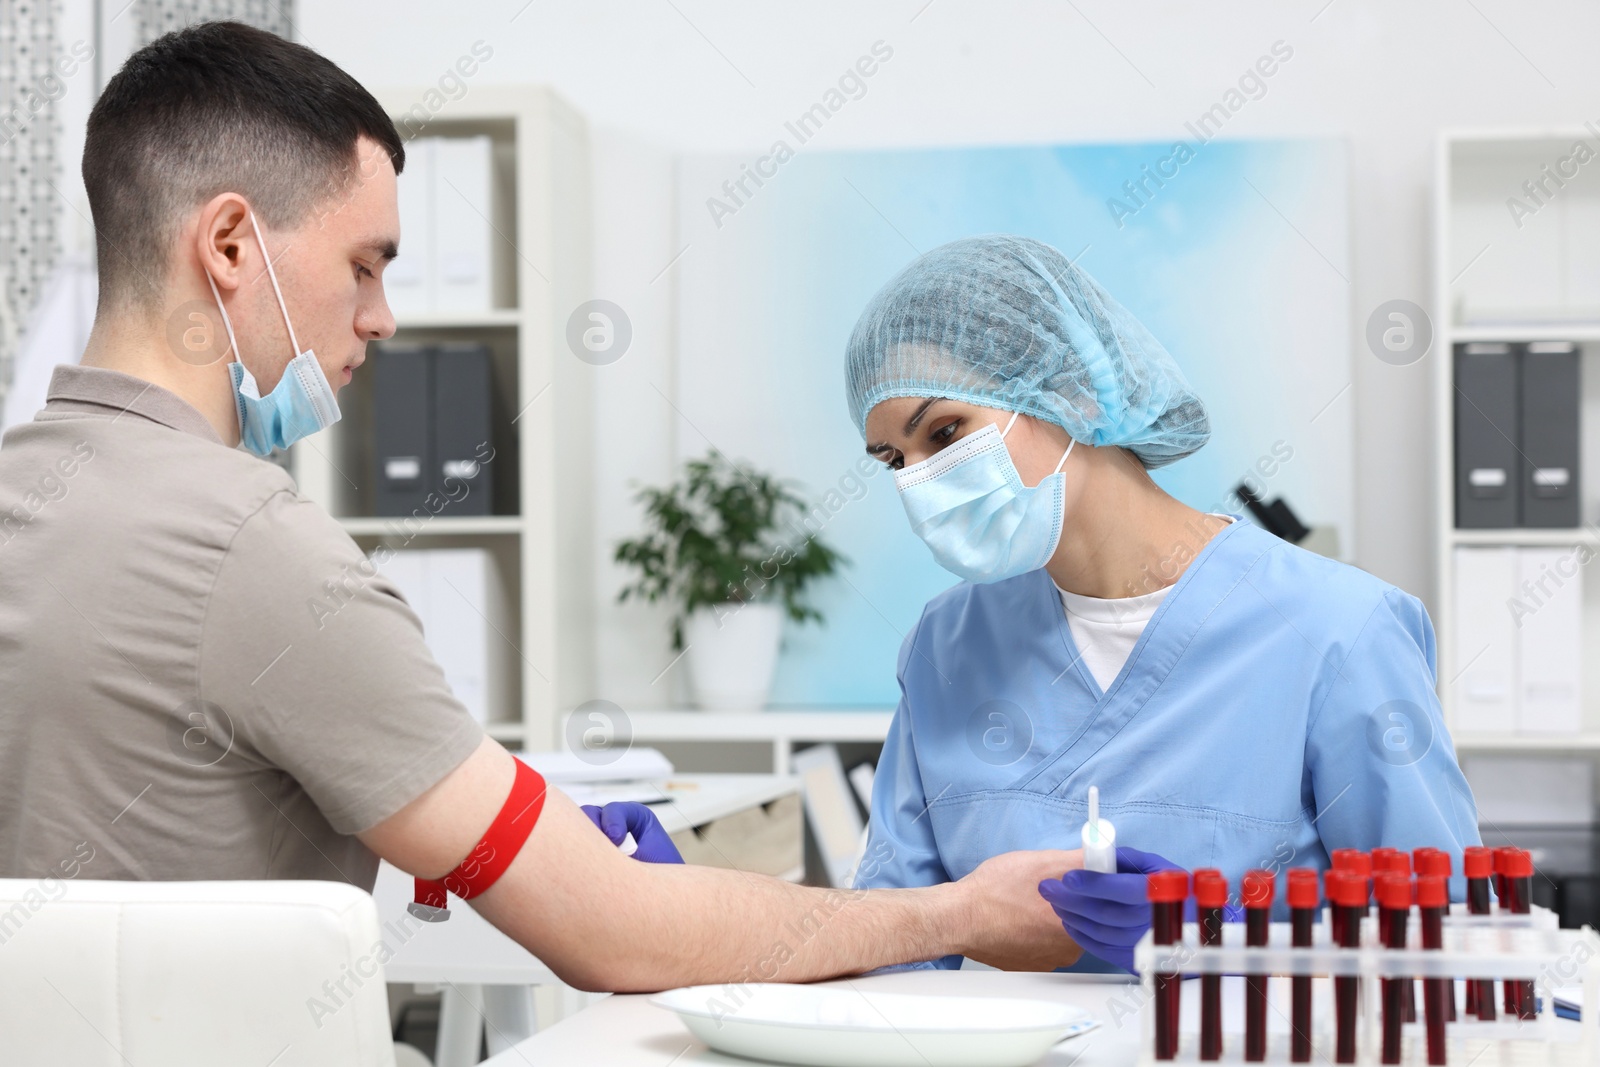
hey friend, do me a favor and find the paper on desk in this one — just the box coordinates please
[513,747,673,784]
[557,780,676,807]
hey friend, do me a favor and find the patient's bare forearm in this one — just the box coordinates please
[579,864,960,992]
[472,790,968,992]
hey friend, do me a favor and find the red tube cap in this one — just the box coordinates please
[1148,869,1191,903]
[1463,846,1493,879]
[1287,868,1320,909]
[1242,869,1276,909]
[1325,868,1367,907]
[1494,846,1516,873]
[1415,849,1451,879]
[1376,871,1412,911]
[1503,848,1533,879]
[1331,848,1372,878]
[1193,868,1229,909]
[1374,849,1411,875]
[1416,873,1448,909]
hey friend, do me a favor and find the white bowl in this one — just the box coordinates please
[649,983,1098,1067]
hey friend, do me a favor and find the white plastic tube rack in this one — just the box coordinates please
[1132,904,1599,1065]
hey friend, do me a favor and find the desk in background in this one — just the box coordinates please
[567,709,893,775]
[374,773,801,1066]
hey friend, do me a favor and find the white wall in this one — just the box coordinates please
[295,0,1600,701]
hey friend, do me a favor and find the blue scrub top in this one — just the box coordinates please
[855,518,1482,969]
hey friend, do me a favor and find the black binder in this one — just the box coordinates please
[373,343,434,517]
[432,343,494,516]
[1519,340,1581,528]
[1454,342,1519,529]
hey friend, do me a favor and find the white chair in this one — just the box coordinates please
[0,878,408,1066]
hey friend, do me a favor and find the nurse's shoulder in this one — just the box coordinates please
[1242,522,1434,653]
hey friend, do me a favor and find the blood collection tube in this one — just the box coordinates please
[1288,869,1318,1064]
[1243,870,1275,1062]
[1415,850,1456,1021]
[1505,848,1536,1020]
[1376,844,1414,1023]
[1328,868,1365,1064]
[1412,846,1445,876]
[1149,869,1190,1061]
[1372,850,1416,1023]
[1462,846,1495,1021]
[1494,846,1515,1015]
[1332,848,1374,907]
[1418,874,1449,1066]
[1325,868,1348,947]
[1193,869,1227,1061]
[1377,873,1411,1065]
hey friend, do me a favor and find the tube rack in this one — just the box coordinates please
[1132,904,1599,1065]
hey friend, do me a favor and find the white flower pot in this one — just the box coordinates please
[683,602,783,711]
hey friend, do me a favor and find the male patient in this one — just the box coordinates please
[0,21,1083,990]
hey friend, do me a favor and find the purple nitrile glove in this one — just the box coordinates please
[1037,846,1187,973]
[580,802,684,864]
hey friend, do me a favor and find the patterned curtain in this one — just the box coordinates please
[0,0,296,411]
[135,0,292,45]
[0,0,62,412]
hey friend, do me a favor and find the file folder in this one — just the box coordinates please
[432,135,494,314]
[426,547,508,725]
[386,137,434,319]
[1519,341,1581,528]
[1454,342,1519,528]
[1452,547,1518,734]
[370,548,508,725]
[373,343,433,517]
[432,343,494,516]
[1515,547,1583,735]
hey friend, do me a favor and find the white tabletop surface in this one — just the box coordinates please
[481,969,1587,1066]
[482,970,1146,1065]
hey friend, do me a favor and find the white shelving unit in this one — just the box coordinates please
[592,709,896,775]
[1433,129,1600,750]
[289,85,595,753]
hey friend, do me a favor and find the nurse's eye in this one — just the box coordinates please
[929,418,961,448]
[355,262,375,280]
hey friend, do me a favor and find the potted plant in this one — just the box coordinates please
[616,452,844,710]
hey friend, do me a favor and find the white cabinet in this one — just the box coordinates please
[289,86,595,751]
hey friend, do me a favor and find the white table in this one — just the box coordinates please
[477,968,1588,1066]
[374,774,802,1065]
[479,971,1141,1065]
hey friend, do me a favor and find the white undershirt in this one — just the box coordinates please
[1054,514,1234,691]
[1056,583,1172,691]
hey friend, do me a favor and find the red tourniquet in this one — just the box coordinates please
[410,758,547,921]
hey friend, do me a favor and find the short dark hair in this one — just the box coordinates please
[83,21,405,311]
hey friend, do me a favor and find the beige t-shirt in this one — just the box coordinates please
[0,364,483,890]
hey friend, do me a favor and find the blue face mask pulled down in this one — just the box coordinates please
[205,210,340,457]
[893,410,1074,584]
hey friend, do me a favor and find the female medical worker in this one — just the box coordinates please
[847,233,1481,972]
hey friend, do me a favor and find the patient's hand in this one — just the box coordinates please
[954,848,1086,971]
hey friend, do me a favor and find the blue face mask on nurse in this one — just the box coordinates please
[848,234,1482,974]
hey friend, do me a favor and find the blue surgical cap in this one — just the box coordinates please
[845,234,1210,469]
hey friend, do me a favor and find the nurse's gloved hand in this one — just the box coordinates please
[580,802,684,864]
[1037,846,1186,973]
